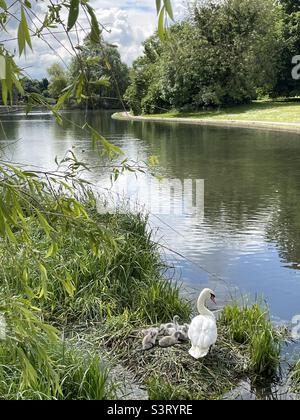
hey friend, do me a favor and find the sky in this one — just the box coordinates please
[1,0,189,80]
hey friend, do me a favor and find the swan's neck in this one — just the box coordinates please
[197,293,214,317]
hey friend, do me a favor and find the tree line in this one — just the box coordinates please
[125,0,300,115]
[0,37,129,110]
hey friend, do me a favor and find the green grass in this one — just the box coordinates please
[0,342,116,400]
[1,210,190,326]
[290,360,300,396]
[147,377,197,400]
[144,100,300,124]
[0,198,190,400]
[219,303,282,376]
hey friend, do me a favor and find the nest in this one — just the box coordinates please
[102,325,249,400]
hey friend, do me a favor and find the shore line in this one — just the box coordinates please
[112,112,300,134]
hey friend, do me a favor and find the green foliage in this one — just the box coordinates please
[273,1,300,96]
[0,53,24,105]
[290,360,300,395]
[220,303,282,376]
[125,0,284,114]
[18,5,33,56]
[47,63,68,99]
[0,199,189,324]
[124,34,168,115]
[68,37,129,109]
[0,341,115,400]
[156,0,174,40]
[85,3,101,44]
[67,0,80,31]
[0,155,189,398]
[20,77,49,97]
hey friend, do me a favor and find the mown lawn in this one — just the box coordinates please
[147,100,300,124]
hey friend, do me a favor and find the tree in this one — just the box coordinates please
[273,1,300,96]
[280,0,300,14]
[126,0,283,114]
[69,38,129,109]
[124,34,167,115]
[47,63,68,99]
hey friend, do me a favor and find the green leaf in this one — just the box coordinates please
[39,264,48,299]
[156,0,161,14]
[85,123,124,157]
[45,243,57,259]
[5,56,12,93]
[158,6,165,40]
[18,6,32,56]
[0,0,7,10]
[54,88,72,111]
[163,0,174,20]
[89,75,110,87]
[36,210,52,237]
[1,79,7,105]
[12,73,25,96]
[86,4,101,44]
[75,72,85,103]
[17,347,38,388]
[26,101,33,115]
[62,273,76,297]
[5,223,16,242]
[67,0,80,31]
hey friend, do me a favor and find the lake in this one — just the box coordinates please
[1,109,300,333]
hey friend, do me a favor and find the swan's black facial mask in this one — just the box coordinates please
[210,294,216,305]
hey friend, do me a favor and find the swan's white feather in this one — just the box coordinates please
[188,314,217,359]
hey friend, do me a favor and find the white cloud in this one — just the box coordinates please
[2,0,189,79]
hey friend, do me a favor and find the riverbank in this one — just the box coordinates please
[0,186,292,400]
[113,101,300,134]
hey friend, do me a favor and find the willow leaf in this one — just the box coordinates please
[67,0,80,31]
[163,0,174,20]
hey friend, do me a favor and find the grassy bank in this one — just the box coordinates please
[0,192,287,400]
[0,194,190,400]
[145,100,300,124]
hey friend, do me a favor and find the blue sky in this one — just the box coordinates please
[2,0,187,80]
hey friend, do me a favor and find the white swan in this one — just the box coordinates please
[188,288,218,359]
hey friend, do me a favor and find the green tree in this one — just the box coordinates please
[126,0,283,114]
[69,38,129,109]
[21,77,42,94]
[124,34,167,115]
[273,0,300,96]
[47,63,68,99]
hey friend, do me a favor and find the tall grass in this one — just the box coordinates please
[0,342,115,400]
[0,211,190,326]
[0,197,190,399]
[290,360,300,395]
[219,303,282,376]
